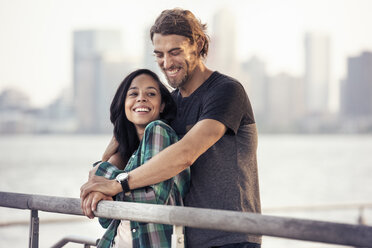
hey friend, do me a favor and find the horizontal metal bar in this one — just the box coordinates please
[50,235,98,248]
[0,216,88,227]
[1,191,372,247]
[3,203,371,227]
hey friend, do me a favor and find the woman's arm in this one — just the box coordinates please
[102,136,119,162]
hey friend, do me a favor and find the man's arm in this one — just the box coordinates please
[80,119,226,198]
[129,118,226,188]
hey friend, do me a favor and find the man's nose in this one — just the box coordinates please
[163,54,173,69]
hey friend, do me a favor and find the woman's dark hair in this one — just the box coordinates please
[150,8,209,58]
[110,69,176,164]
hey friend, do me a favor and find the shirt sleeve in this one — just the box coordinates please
[138,120,179,204]
[94,161,123,228]
[199,79,254,134]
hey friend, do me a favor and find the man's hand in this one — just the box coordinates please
[80,175,122,200]
[81,191,113,219]
[102,136,119,162]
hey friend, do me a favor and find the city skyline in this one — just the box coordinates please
[1,28,371,133]
[1,0,372,109]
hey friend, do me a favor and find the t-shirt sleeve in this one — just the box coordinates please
[199,80,253,134]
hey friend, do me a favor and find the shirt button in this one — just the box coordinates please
[132,228,136,233]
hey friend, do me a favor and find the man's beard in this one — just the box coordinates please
[165,61,191,89]
[167,71,189,89]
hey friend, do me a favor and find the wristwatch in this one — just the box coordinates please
[115,172,130,193]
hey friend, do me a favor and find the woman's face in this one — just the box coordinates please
[125,74,165,136]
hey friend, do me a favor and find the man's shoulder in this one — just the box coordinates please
[206,71,244,91]
[201,72,246,101]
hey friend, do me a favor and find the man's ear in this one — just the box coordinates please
[196,37,205,55]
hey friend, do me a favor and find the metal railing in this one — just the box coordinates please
[1,191,372,247]
[50,235,99,248]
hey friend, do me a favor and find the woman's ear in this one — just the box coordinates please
[160,102,165,113]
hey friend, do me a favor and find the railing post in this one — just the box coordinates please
[171,225,184,248]
[29,210,39,248]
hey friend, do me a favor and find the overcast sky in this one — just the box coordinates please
[1,0,372,107]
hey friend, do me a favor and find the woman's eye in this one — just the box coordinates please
[128,92,138,96]
[148,92,156,97]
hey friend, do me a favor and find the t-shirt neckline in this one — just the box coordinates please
[176,71,219,100]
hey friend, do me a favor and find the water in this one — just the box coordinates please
[0,134,371,247]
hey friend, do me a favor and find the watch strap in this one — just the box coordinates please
[120,177,130,193]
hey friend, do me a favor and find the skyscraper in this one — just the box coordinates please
[341,51,372,119]
[240,56,268,123]
[304,32,330,115]
[73,30,130,133]
[266,73,305,131]
[207,9,238,76]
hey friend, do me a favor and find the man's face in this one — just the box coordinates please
[153,34,200,89]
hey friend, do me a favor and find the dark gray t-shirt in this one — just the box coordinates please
[171,71,262,247]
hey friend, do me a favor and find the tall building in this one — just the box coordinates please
[207,9,238,76]
[240,56,268,123]
[341,51,372,119]
[304,32,331,115]
[73,30,131,133]
[266,73,305,131]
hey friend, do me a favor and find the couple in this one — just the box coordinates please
[80,8,261,248]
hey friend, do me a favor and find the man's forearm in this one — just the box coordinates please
[127,119,226,190]
[127,139,192,190]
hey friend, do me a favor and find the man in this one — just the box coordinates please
[81,8,261,248]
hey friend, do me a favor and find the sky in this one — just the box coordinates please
[1,0,372,107]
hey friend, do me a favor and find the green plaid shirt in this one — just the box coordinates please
[95,120,190,248]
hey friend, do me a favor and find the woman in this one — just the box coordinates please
[83,69,190,248]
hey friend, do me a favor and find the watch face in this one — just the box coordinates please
[116,173,128,182]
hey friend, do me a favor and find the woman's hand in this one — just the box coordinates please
[102,136,119,162]
[81,191,113,219]
[80,175,122,200]
[88,164,99,179]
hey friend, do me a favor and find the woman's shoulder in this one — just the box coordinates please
[145,120,172,132]
[144,120,177,137]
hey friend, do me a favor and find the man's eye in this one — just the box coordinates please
[170,51,180,56]
[154,53,163,58]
